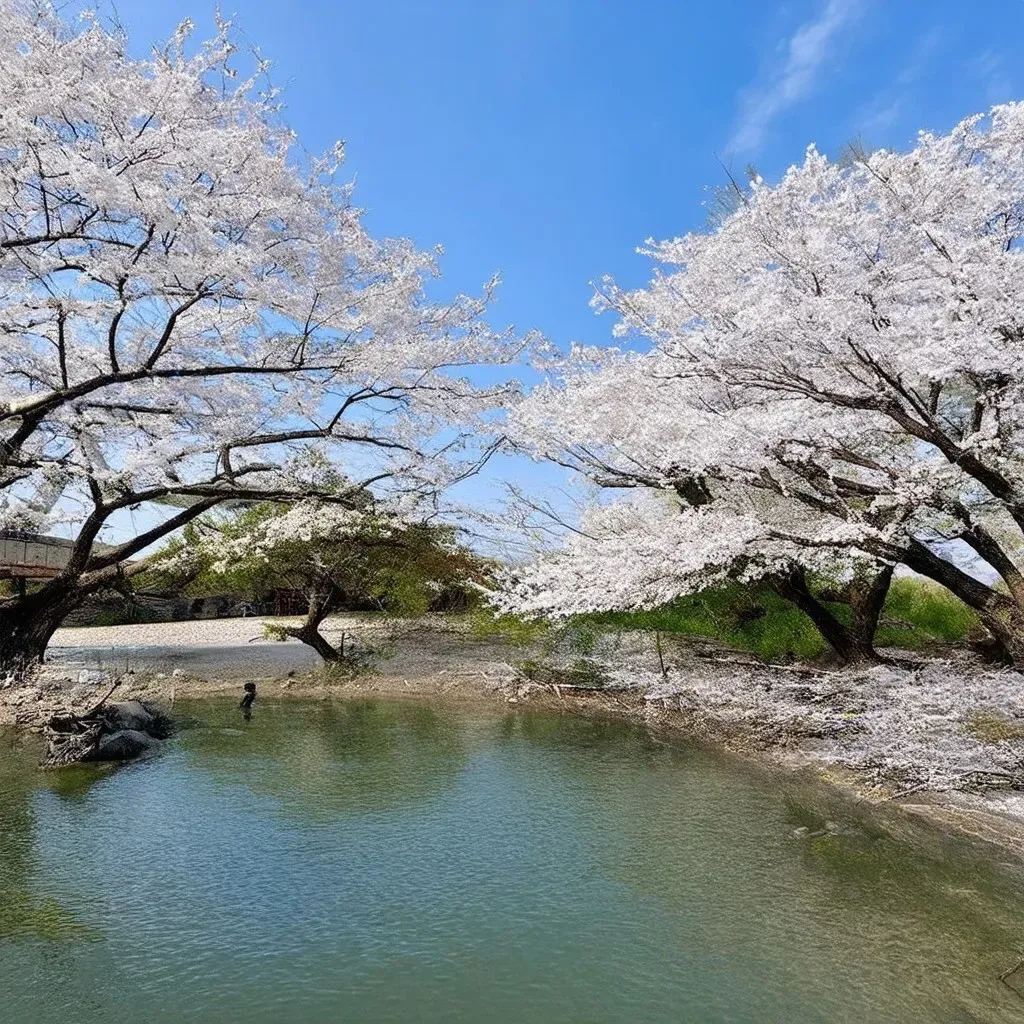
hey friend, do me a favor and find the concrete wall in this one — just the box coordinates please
[0,531,118,578]
[0,532,73,576]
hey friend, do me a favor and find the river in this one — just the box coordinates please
[2,697,1023,1022]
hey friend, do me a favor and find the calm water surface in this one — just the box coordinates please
[2,697,1024,1023]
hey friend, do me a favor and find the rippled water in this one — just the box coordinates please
[2,698,1024,1023]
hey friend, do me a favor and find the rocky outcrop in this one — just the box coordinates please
[107,699,159,733]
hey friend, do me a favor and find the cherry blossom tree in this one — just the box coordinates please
[149,495,486,662]
[504,103,1024,664]
[0,3,521,671]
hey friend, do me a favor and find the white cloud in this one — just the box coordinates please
[851,27,944,144]
[728,0,863,154]
[856,98,904,135]
[970,50,1013,105]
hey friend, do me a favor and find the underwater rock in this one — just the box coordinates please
[88,728,157,762]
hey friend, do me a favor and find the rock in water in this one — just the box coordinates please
[109,700,156,733]
[89,729,157,762]
[42,694,172,767]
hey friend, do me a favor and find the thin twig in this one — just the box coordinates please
[655,630,668,683]
[999,956,1024,1001]
[76,673,124,719]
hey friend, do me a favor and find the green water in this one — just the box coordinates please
[2,699,1024,1023]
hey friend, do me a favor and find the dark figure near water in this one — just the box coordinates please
[240,682,257,720]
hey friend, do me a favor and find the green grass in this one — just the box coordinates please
[470,609,560,648]
[475,575,980,664]
[587,585,830,663]
[876,576,979,646]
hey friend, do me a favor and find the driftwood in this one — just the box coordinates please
[999,956,1024,1001]
[693,651,840,678]
[42,677,172,767]
[44,720,105,768]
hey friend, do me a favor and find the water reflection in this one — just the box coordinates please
[177,698,470,819]
[499,711,1024,1023]
[1,701,1023,1024]
[0,731,99,941]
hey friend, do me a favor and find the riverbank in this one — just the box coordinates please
[5,614,1024,857]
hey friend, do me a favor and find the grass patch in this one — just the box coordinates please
[587,584,831,663]
[963,711,1024,743]
[476,575,980,665]
[515,657,607,688]
[593,577,979,660]
[876,576,979,647]
[470,610,555,648]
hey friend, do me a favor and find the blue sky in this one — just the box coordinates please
[102,0,1024,352]
[85,0,1024,547]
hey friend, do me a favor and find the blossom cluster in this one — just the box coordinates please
[0,3,522,560]
[502,105,1024,633]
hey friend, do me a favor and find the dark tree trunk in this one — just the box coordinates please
[847,563,894,656]
[0,563,132,677]
[770,565,883,664]
[0,581,83,677]
[283,584,344,662]
[899,538,1024,666]
[292,621,342,662]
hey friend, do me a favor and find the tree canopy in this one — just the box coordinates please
[149,497,489,659]
[0,3,521,668]
[501,106,1024,664]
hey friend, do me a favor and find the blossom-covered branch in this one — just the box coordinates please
[504,103,1024,664]
[0,3,524,669]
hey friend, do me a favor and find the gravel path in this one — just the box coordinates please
[52,617,293,649]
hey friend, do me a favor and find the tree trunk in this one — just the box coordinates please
[974,604,1024,667]
[0,582,82,677]
[0,563,135,676]
[292,622,342,662]
[770,566,883,664]
[284,584,343,662]
[847,563,894,656]
[899,538,1024,666]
